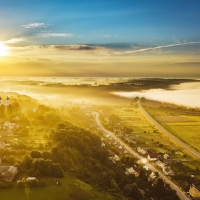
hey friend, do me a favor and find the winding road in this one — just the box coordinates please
[138,99,200,159]
[94,112,189,200]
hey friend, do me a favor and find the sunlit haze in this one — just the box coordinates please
[0,42,8,57]
[0,0,200,77]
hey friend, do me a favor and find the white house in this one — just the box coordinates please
[149,172,157,181]
[112,155,120,162]
[147,153,159,161]
[125,167,139,177]
[163,166,174,176]
[155,160,165,169]
[27,177,36,181]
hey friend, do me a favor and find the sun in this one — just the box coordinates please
[0,42,8,57]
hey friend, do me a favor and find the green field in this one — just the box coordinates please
[142,100,200,153]
[161,118,200,152]
[110,105,180,151]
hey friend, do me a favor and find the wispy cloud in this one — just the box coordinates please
[36,33,73,37]
[116,41,200,55]
[5,38,26,44]
[21,23,46,29]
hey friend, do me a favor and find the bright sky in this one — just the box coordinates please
[0,0,200,77]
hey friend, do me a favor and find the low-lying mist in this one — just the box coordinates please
[112,82,200,108]
[1,78,200,108]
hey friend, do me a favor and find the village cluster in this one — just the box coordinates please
[98,115,200,199]
[0,97,19,182]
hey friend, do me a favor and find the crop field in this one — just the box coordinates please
[141,99,200,153]
[161,121,200,152]
[111,105,182,151]
[155,115,195,122]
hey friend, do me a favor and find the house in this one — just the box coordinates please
[143,165,149,170]
[125,167,140,177]
[27,177,36,181]
[0,142,6,148]
[116,133,123,138]
[155,160,165,169]
[123,150,128,154]
[163,153,170,159]
[137,147,147,155]
[3,121,17,130]
[101,142,105,147]
[0,166,18,181]
[125,137,131,143]
[149,172,157,181]
[163,166,174,176]
[189,185,200,198]
[108,151,115,157]
[147,153,159,161]
[105,134,110,138]
[112,155,120,162]
[136,159,142,165]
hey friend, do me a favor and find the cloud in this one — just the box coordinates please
[36,33,73,37]
[5,38,26,44]
[171,62,200,66]
[53,45,102,51]
[21,23,46,29]
[116,41,200,55]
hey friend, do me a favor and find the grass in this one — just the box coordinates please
[155,115,194,122]
[111,106,177,148]
[0,173,116,200]
[161,121,200,152]
[141,99,200,151]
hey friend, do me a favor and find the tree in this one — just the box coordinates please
[129,183,142,199]
[30,150,41,158]
[153,178,166,197]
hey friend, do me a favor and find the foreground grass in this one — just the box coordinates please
[0,174,116,200]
